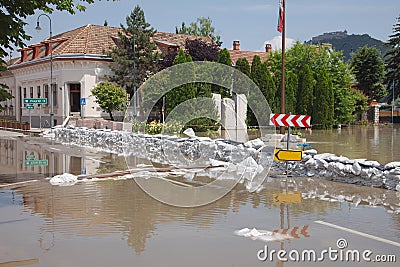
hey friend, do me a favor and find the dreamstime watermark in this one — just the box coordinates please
[257,238,397,263]
[123,61,275,207]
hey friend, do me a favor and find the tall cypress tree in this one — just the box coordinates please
[313,71,334,129]
[108,5,160,98]
[285,71,298,114]
[248,55,277,124]
[215,48,233,98]
[166,49,196,113]
[236,58,251,77]
[296,64,315,115]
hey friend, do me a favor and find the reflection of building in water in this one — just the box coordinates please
[17,180,254,254]
[0,138,101,181]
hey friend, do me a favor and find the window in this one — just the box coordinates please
[23,88,26,99]
[52,84,57,107]
[30,87,33,98]
[37,86,41,98]
[44,84,49,107]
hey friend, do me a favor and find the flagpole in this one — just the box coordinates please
[280,0,286,134]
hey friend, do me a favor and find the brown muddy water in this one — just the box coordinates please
[0,127,399,267]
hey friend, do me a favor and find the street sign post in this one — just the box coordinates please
[269,113,311,128]
[23,98,47,104]
[80,97,86,127]
[273,149,302,162]
[24,159,48,167]
[270,113,311,176]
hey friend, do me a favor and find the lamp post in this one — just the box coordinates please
[133,27,137,119]
[35,14,53,128]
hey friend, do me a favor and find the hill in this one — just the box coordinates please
[307,31,389,61]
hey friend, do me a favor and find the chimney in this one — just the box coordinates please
[42,41,51,57]
[233,40,240,51]
[265,43,272,53]
[30,44,42,59]
[18,48,30,62]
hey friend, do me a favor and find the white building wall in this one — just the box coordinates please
[1,58,114,127]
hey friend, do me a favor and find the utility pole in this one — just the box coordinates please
[280,0,286,134]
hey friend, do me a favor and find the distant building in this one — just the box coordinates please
[312,30,348,43]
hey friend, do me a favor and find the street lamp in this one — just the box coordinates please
[133,15,137,119]
[36,14,53,128]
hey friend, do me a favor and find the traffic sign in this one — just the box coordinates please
[26,105,34,110]
[273,192,302,204]
[24,159,48,166]
[273,149,302,162]
[270,113,311,128]
[24,98,47,104]
[26,154,36,159]
[80,97,86,106]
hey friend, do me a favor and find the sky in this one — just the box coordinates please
[16,0,400,55]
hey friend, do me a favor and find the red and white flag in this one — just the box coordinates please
[277,0,284,33]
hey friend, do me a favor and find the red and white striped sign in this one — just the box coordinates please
[269,113,311,128]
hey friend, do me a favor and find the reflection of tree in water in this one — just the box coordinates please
[16,180,252,254]
[96,154,128,174]
[16,176,399,255]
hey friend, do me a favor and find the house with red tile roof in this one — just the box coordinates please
[229,40,271,66]
[0,24,270,126]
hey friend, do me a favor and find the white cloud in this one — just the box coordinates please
[264,36,296,51]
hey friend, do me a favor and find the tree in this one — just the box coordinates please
[235,58,250,77]
[108,5,161,98]
[234,58,251,95]
[185,38,219,62]
[176,17,222,46]
[384,15,400,102]
[166,49,196,113]
[313,71,334,129]
[351,45,386,101]
[248,55,276,124]
[285,71,298,114]
[91,82,128,121]
[215,48,232,98]
[296,64,315,116]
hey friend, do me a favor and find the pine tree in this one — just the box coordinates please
[296,64,315,115]
[351,45,386,101]
[108,5,160,98]
[384,15,400,102]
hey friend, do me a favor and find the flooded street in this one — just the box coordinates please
[303,125,400,164]
[0,127,399,266]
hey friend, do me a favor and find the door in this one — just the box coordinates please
[69,84,81,113]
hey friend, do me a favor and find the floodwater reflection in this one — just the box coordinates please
[0,176,398,266]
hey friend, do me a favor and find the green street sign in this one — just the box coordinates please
[24,159,48,166]
[26,105,34,110]
[23,98,47,104]
[26,154,36,159]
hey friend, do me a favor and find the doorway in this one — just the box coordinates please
[69,83,81,113]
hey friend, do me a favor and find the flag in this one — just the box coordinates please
[277,0,284,33]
